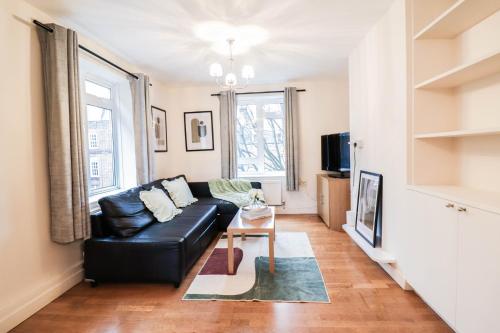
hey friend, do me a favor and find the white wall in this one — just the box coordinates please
[348,0,409,284]
[154,78,350,214]
[0,1,167,331]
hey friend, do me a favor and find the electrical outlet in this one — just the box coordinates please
[354,139,364,149]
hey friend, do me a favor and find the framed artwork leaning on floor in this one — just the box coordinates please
[355,170,383,247]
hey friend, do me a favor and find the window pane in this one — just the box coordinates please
[85,80,111,99]
[86,105,116,193]
[263,117,285,172]
[263,103,283,116]
[236,104,258,160]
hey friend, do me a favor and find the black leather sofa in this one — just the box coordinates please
[83,175,260,287]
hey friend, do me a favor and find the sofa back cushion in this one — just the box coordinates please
[98,187,155,237]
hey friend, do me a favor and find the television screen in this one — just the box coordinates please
[321,132,350,172]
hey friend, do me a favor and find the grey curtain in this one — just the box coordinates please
[37,24,90,243]
[284,87,299,191]
[218,90,237,179]
[129,74,155,184]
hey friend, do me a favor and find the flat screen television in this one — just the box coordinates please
[321,132,350,176]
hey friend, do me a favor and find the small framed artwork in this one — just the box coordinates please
[152,106,167,152]
[355,171,383,247]
[184,111,214,152]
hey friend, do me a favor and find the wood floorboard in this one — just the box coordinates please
[11,215,452,333]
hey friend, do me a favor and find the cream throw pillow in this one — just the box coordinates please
[139,187,182,222]
[162,177,198,208]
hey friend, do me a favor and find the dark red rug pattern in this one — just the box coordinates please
[200,248,243,275]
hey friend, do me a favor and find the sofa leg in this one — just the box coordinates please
[90,281,99,288]
[173,282,180,288]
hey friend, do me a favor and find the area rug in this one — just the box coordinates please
[183,232,330,303]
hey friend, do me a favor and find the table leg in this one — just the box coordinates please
[242,232,246,241]
[228,232,234,275]
[269,231,275,273]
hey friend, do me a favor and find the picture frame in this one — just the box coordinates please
[151,106,168,152]
[355,171,383,247]
[184,111,214,152]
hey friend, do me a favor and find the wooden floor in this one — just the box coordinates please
[12,215,452,333]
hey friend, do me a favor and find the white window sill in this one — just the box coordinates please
[238,173,286,179]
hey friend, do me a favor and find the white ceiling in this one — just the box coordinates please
[27,0,394,84]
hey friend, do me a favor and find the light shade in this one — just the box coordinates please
[225,73,237,86]
[209,63,223,77]
[241,65,255,79]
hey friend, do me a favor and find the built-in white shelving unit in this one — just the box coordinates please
[408,1,500,330]
[410,0,500,201]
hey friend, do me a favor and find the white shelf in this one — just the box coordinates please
[414,128,500,139]
[407,185,500,215]
[414,0,500,39]
[415,50,500,89]
[342,224,396,264]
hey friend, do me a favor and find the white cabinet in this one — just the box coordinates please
[456,206,500,333]
[405,190,458,326]
[406,189,500,332]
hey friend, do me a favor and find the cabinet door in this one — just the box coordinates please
[456,206,500,333]
[318,177,329,226]
[405,191,458,327]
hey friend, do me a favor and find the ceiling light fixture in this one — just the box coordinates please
[209,38,255,90]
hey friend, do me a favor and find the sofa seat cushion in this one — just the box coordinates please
[194,197,239,216]
[99,187,155,237]
[134,204,217,247]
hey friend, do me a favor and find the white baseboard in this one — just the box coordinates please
[379,262,412,291]
[0,261,83,332]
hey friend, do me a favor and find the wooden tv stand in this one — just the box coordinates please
[317,174,351,231]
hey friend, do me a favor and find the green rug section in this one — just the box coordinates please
[184,257,330,303]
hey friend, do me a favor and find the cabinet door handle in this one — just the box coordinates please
[457,207,467,212]
[445,203,455,208]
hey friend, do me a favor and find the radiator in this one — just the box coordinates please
[260,179,283,206]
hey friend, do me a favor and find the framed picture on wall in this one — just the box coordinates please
[184,111,214,152]
[355,171,383,247]
[152,106,168,152]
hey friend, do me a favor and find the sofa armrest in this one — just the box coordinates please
[90,212,113,237]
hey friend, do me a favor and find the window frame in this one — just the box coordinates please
[83,75,122,196]
[236,93,286,178]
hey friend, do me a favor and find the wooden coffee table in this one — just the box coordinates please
[227,207,275,274]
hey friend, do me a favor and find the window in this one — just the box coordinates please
[236,93,286,177]
[80,56,137,204]
[90,158,100,177]
[89,132,98,149]
[84,79,118,195]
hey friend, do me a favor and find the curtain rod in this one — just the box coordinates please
[34,20,152,85]
[210,89,306,97]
